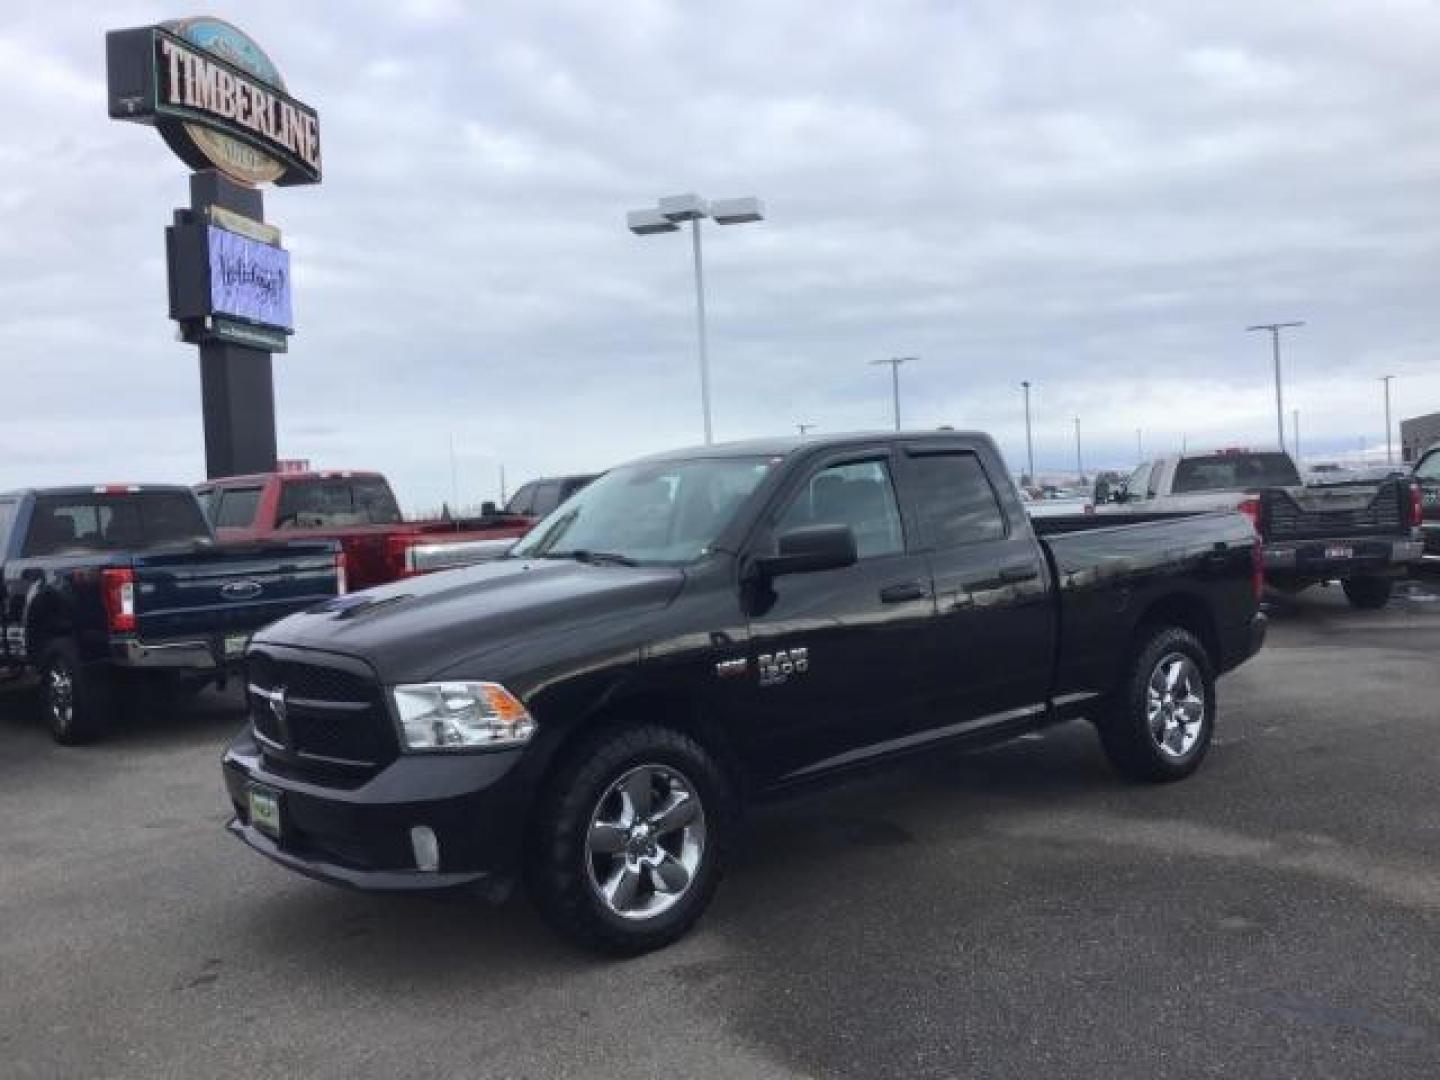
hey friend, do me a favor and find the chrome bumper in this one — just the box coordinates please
[110,637,224,670]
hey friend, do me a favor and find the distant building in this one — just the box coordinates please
[1400,410,1440,462]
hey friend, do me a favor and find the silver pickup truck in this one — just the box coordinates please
[1100,449,1423,608]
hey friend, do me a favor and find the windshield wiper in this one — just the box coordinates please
[539,549,639,567]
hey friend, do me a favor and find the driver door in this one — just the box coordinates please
[740,450,936,784]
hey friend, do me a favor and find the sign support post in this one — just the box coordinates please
[188,171,278,478]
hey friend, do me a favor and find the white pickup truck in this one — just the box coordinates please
[1100,448,1423,608]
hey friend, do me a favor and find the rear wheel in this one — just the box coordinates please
[1096,626,1215,783]
[1341,576,1393,610]
[39,639,112,745]
[526,724,734,954]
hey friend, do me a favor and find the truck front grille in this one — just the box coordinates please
[247,650,397,776]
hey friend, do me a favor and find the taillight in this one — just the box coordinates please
[385,535,422,579]
[1410,482,1424,528]
[102,568,136,633]
[336,551,348,595]
[1236,497,1261,531]
[1251,536,1265,602]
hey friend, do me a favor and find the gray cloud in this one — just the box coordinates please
[2,0,1438,506]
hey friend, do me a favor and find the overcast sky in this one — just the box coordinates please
[3,1,1438,507]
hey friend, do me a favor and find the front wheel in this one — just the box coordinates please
[526,724,734,954]
[1096,626,1215,783]
[1341,576,1393,610]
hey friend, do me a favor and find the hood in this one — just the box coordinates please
[255,557,684,683]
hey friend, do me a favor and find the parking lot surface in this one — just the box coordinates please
[2,580,1438,1079]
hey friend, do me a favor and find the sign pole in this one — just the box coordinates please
[187,171,279,478]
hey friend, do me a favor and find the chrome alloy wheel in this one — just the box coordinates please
[1147,652,1205,759]
[46,663,75,732]
[586,764,707,921]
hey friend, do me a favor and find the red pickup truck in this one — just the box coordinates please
[195,471,532,591]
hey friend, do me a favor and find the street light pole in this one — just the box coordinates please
[871,357,913,431]
[627,193,765,445]
[1292,408,1300,466]
[1073,416,1083,481]
[1021,381,1035,483]
[1381,375,1395,464]
[689,218,711,445]
[797,422,815,435]
[1245,321,1304,453]
[1136,427,1143,461]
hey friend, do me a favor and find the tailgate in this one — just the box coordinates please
[1261,482,1409,542]
[132,542,340,640]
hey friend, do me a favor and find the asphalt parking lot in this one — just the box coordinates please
[2,579,1438,1080]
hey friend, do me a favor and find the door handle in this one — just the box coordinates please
[879,581,928,603]
[998,564,1039,584]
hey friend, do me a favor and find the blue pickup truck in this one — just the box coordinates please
[0,485,343,743]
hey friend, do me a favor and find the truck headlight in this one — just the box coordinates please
[392,682,535,751]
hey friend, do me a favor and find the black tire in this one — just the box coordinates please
[1095,626,1215,783]
[1342,576,1393,610]
[526,723,735,955]
[38,639,112,745]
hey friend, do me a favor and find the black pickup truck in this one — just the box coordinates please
[1415,444,1440,563]
[222,432,1266,953]
[0,485,343,743]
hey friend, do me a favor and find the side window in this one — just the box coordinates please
[906,453,1007,547]
[1126,463,1151,500]
[507,483,535,516]
[1416,451,1440,481]
[214,487,262,529]
[531,481,564,517]
[774,459,904,559]
[0,500,14,554]
[1146,461,1164,498]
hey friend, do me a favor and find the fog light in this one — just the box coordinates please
[410,825,440,872]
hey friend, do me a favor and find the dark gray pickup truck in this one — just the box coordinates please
[223,432,1265,953]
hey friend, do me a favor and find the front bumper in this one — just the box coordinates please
[1264,538,1424,580]
[222,729,534,891]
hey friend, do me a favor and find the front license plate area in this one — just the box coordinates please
[224,633,249,660]
[1325,545,1354,560]
[248,784,283,841]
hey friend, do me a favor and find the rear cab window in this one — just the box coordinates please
[22,491,210,556]
[1171,453,1301,494]
[275,477,402,529]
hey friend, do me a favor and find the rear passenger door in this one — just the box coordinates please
[898,444,1056,729]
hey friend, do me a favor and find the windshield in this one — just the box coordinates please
[276,478,403,528]
[24,492,211,556]
[511,456,776,565]
[1171,453,1301,494]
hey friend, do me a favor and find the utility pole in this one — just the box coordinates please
[1136,427,1143,461]
[498,463,507,504]
[1021,381,1035,484]
[1245,321,1304,452]
[871,357,913,431]
[1381,375,1395,464]
[1073,416,1083,481]
[448,433,458,508]
[1292,409,1300,466]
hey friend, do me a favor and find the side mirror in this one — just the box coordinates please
[757,524,857,579]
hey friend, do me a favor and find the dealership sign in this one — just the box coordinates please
[107,17,321,186]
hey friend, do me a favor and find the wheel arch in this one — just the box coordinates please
[1131,589,1220,672]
